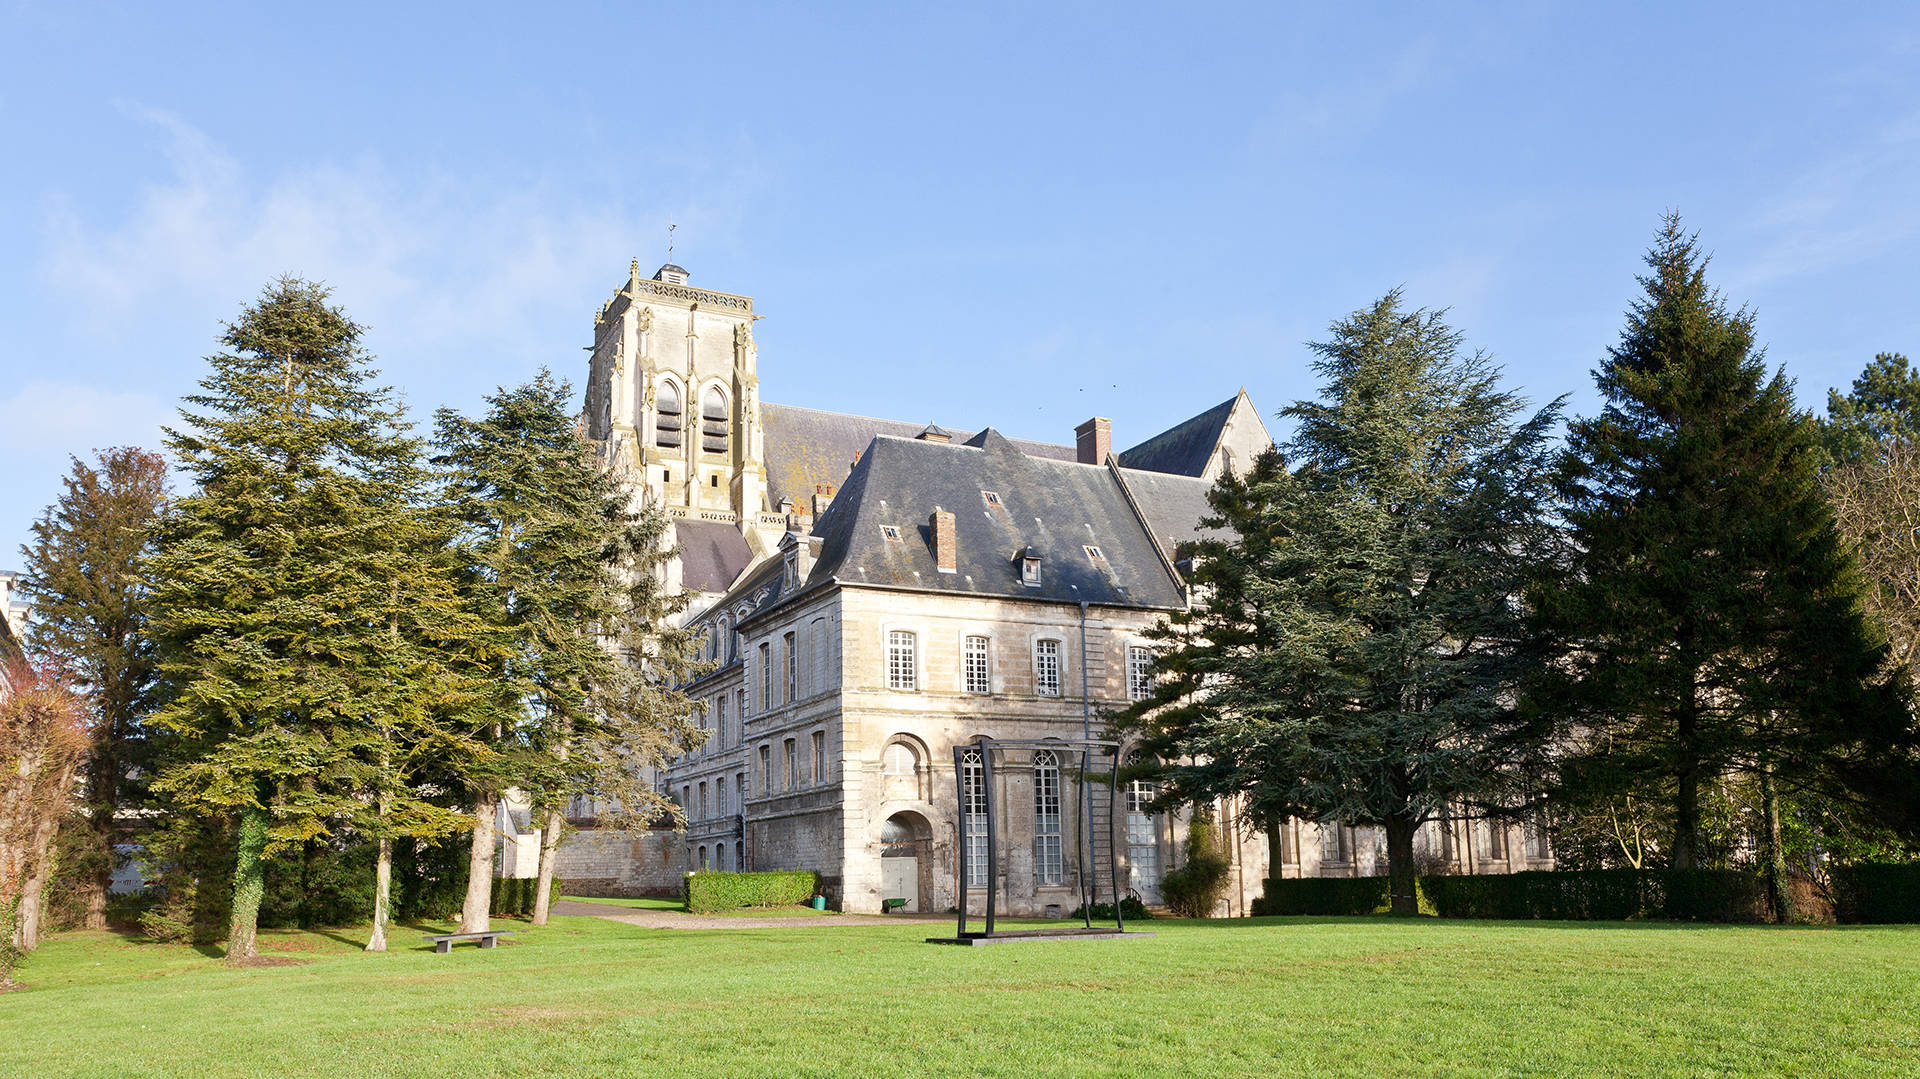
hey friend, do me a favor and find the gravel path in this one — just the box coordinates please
[552,899,948,930]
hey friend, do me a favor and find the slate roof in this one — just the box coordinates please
[761,402,1076,511]
[1115,394,1238,477]
[802,429,1187,610]
[673,520,755,594]
[1116,468,1226,558]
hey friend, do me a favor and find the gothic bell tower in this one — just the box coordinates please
[585,260,768,528]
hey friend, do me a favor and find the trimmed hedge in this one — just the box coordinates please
[684,870,819,914]
[490,876,563,917]
[1253,868,1770,922]
[1069,896,1154,921]
[1829,862,1920,924]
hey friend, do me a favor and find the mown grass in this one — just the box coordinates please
[4,914,1916,1078]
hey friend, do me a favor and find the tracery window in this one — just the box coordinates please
[1033,750,1063,886]
[962,748,988,887]
[655,379,683,448]
[701,386,729,455]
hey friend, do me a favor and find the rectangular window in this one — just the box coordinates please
[784,631,797,702]
[1477,820,1508,861]
[1526,821,1550,860]
[887,630,917,690]
[738,770,749,804]
[1127,645,1156,702]
[759,643,772,712]
[1281,819,1300,866]
[1034,639,1061,697]
[735,689,746,738]
[698,782,708,820]
[811,731,825,784]
[1321,822,1350,863]
[716,776,727,817]
[714,695,727,750]
[758,745,771,795]
[784,738,797,792]
[964,635,991,695]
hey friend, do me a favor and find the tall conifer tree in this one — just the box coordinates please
[434,372,705,931]
[1118,293,1561,914]
[1534,216,1909,901]
[18,447,168,929]
[149,278,466,961]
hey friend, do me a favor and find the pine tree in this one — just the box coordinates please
[1118,292,1561,915]
[1535,215,1911,907]
[148,278,468,962]
[17,447,168,930]
[1821,352,1920,466]
[434,372,706,931]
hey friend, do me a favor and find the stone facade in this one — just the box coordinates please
[562,261,1552,914]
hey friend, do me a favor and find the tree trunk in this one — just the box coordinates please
[1672,683,1700,871]
[1759,766,1791,924]
[1384,814,1420,916]
[460,793,498,933]
[85,736,121,931]
[227,800,268,964]
[366,835,392,952]
[1264,816,1284,881]
[530,807,563,926]
[16,810,61,950]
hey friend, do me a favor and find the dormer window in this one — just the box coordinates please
[784,548,799,587]
[1020,547,1043,587]
[881,525,903,542]
[1084,545,1105,562]
[982,490,1002,507]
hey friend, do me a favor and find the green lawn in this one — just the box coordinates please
[4,915,1916,1078]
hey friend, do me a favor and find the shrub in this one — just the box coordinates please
[1068,895,1153,921]
[1161,817,1232,918]
[1421,868,1767,923]
[1829,862,1920,924]
[684,870,818,913]
[0,896,22,989]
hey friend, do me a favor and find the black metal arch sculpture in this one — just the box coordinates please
[927,736,1150,945]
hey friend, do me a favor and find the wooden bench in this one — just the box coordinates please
[423,930,515,953]
[882,898,908,914]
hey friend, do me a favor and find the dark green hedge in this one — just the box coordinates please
[489,876,563,917]
[1252,876,1397,916]
[1253,868,1771,922]
[1829,863,1920,924]
[684,870,819,913]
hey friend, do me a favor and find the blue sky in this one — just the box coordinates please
[3,2,1917,563]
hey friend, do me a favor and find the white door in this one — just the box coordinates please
[1126,780,1162,904]
[881,855,919,911]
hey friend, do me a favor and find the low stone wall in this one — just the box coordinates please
[554,827,687,897]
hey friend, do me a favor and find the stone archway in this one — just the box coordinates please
[880,811,933,913]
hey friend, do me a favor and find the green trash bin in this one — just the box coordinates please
[810,895,826,910]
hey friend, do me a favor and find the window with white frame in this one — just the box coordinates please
[1033,750,1063,886]
[883,741,918,776]
[759,642,772,712]
[784,630,797,702]
[1126,645,1156,702]
[887,630,917,690]
[961,748,988,887]
[964,635,991,695]
[1034,639,1061,697]
[811,730,825,784]
[1125,776,1159,889]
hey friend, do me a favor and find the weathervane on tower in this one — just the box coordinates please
[667,220,676,266]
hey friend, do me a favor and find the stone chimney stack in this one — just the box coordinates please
[1076,417,1112,465]
[930,507,957,573]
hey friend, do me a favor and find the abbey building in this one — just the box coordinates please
[554,262,1552,914]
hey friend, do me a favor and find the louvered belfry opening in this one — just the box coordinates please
[656,379,683,448]
[702,386,729,454]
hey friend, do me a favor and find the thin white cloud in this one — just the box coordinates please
[0,379,171,456]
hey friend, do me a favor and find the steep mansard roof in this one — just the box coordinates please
[801,429,1187,610]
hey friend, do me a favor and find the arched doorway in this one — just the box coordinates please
[881,812,931,913]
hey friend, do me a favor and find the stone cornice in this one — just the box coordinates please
[627,278,755,313]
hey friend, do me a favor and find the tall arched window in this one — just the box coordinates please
[715,841,727,871]
[1033,750,1063,886]
[701,386,729,455]
[961,748,988,887]
[655,379,683,448]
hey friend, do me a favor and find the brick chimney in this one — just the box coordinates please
[1076,417,1112,465]
[930,507,957,573]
